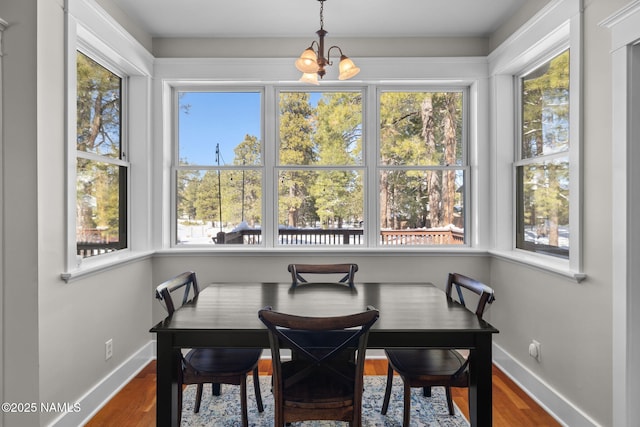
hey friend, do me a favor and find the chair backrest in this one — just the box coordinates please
[155,271,200,315]
[445,272,495,318]
[287,263,359,288]
[258,305,379,396]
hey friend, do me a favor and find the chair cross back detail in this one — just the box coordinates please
[155,271,199,315]
[261,307,377,388]
[259,306,379,426]
[446,272,496,317]
[287,263,358,288]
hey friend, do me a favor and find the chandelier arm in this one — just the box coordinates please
[326,45,344,66]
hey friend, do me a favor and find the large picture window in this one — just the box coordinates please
[76,51,128,258]
[174,86,468,248]
[516,50,570,258]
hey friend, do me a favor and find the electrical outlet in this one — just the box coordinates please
[528,339,541,361]
[105,339,113,360]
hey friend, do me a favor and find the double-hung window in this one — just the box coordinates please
[75,51,128,258]
[64,0,152,278]
[490,0,582,279]
[515,50,570,258]
[278,90,364,245]
[176,91,263,245]
[379,90,466,245]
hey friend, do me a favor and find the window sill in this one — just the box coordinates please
[155,246,489,257]
[489,249,586,283]
[60,250,154,283]
[61,247,585,283]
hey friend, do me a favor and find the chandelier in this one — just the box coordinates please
[295,0,360,84]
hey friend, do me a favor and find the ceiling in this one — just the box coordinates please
[108,0,527,39]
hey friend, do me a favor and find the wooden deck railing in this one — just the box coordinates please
[215,227,463,245]
[79,228,464,258]
[380,228,464,245]
[77,242,123,258]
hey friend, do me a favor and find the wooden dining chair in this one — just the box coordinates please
[155,271,264,427]
[258,305,379,427]
[287,263,359,288]
[380,273,495,426]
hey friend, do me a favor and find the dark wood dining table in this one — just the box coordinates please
[150,281,499,426]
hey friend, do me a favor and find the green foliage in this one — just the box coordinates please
[519,50,570,248]
[76,52,123,244]
[380,92,463,228]
[521,50,570,158]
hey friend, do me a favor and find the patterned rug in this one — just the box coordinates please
[180,375,469,426]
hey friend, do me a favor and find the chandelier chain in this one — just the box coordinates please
[319,0,324,30]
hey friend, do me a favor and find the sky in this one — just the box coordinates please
[178,91,261,165]
[178,91,323,166]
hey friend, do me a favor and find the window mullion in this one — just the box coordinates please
[264,85,277,248]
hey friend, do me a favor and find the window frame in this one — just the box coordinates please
[376,87,470,247]
[170,83,472,250]
[514,48,571,259]
[275,87,367,246]
[488,0,584,281]
[75,50,130,258]
[63,0,153,279]
[173,87,266,246]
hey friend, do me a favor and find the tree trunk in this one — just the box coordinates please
[442,93,458,226]
[421,96,441,227]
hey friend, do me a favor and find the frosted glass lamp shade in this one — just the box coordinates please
[295,48,320,73]
[338,55,360,80]
[299,72,320,85]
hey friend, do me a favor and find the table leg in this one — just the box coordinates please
[468,334,493,427]
[156,334,180,427]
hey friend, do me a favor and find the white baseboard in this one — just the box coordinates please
[48,341,155,427]
[493,343,601,427]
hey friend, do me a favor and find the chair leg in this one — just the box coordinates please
[177,381,184,425]
[276,400,284,427]
[403,382,411,427]
[252,367,264,412]
[194,384,203,413]
[212,382,221,396]
[381,363,394,415]
[445,386,455,415]
[240,380,249,427]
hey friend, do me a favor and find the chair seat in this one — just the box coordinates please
[185,348,262,377]
[385,348,468,385]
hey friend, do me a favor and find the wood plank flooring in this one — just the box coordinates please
[86,359,561,426]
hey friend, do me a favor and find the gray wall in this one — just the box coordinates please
[0,1,155,425]
[1,0,40,426]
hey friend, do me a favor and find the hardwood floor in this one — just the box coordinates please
[86,359,560,426]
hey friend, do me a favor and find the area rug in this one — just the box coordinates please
[180,376,469,426]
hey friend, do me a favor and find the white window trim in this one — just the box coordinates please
[62,0,153,282]
[488,0,584,282]
[158,67,487,252]
[600,2,640,425]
